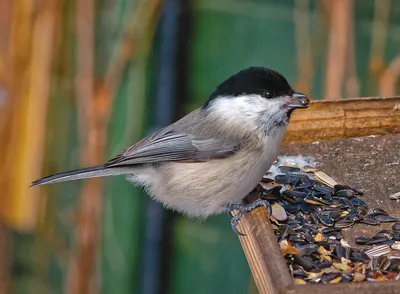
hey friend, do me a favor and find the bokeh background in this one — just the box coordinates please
[0,0,399,293]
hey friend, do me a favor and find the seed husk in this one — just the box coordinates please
[259,162,399,284]
[323,267,340,274]
[295,278,307,285]
[313,170,338,187]
[351,251,370,262]
[353,272,366,282]
[322,272,341,283]
[314,233,324,242]
[284,190,307,199]
[391,241,400,251]
[271,203,287,221]
[389,192,400,200]
[340,239,351,248]
[355,236,372,245]
[335,219,354,228]
[328,276,342,283]
[297,244,318,256]
[274,175,293,184]
[351,198,366,207]
[372,208,389,216]
[333,262,351,271]
[367,237,390,245]
[365,245,391,258]
[322,227,341,235]
[360,217,380,226]
[279,166,301,173]
[337,189,355,198]
[318,245,331,256]
[374,215,399,223]
[392,232,400,241]
[293,255,314,271]
[392,222,400,232]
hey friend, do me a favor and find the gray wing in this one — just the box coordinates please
[104,128,238,167]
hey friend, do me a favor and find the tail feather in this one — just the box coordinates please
[31,165,132,187]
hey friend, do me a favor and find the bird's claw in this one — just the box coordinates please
[226,199,272,235]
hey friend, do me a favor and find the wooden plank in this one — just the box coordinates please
[284,96,400,144]
[237,202,400,294]
[285,280,400,294]
[238,126,400,293]
[235,207,293,294]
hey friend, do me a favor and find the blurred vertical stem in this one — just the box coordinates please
[0,0,57,292]
[293,0,313,96]
[0,0,10,106]
[378,56,400,96]
[344,11,359,98]
[323,0,353,100]
[67,0,163,293]
[66,0,105,293]
[368,0,391,95]
[98,0,163,293]
[103,0,163,151]
[5,0,57,230]
[0,1,12,290]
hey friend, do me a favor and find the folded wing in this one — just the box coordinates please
[105,128,238,167]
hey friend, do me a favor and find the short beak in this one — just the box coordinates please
[287,92,310,110]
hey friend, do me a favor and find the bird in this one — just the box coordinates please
[32,66,309,234]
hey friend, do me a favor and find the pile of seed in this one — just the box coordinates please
[260,165,400,284]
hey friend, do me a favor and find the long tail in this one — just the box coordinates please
[31,165,133,187]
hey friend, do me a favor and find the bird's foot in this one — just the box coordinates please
[226,199,272,235]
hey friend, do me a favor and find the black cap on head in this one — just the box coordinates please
[204,67,293,107]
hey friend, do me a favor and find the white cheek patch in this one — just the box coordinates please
[208,95,288,135]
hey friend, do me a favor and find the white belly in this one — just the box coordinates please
[127,131,285,218]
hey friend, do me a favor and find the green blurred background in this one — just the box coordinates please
[0,0,399,294]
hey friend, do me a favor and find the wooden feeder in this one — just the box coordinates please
[237,96,400,294]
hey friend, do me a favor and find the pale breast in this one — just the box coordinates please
[134,120,286,218]
[142,143,279,218]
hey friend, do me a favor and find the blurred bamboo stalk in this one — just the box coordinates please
[0,0,57,291]
[0,225,8,294]
[294,0,314,95]
[67,0,163,293]
[66,0,101,293]
[344,10,359,98]
[4,0,57,231]
[368,0,391,95]
[378,56,400,96]
[0,1,14,293]
[103,0,163,151]
[0,0,10,85]
[323,0,353,100]
[0,0,11,206]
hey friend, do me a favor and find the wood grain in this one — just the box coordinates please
[285,280,400,294]
[237,191,400,294]
[284,96,400,144]
[235,207,293,294]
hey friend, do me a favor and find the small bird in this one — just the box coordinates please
[32,66,309,233]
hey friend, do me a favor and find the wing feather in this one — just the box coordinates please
[104,128,237,167]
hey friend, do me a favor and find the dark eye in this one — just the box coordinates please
[263,91,274,99]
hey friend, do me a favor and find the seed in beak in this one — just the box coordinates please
[287,92,310,110]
